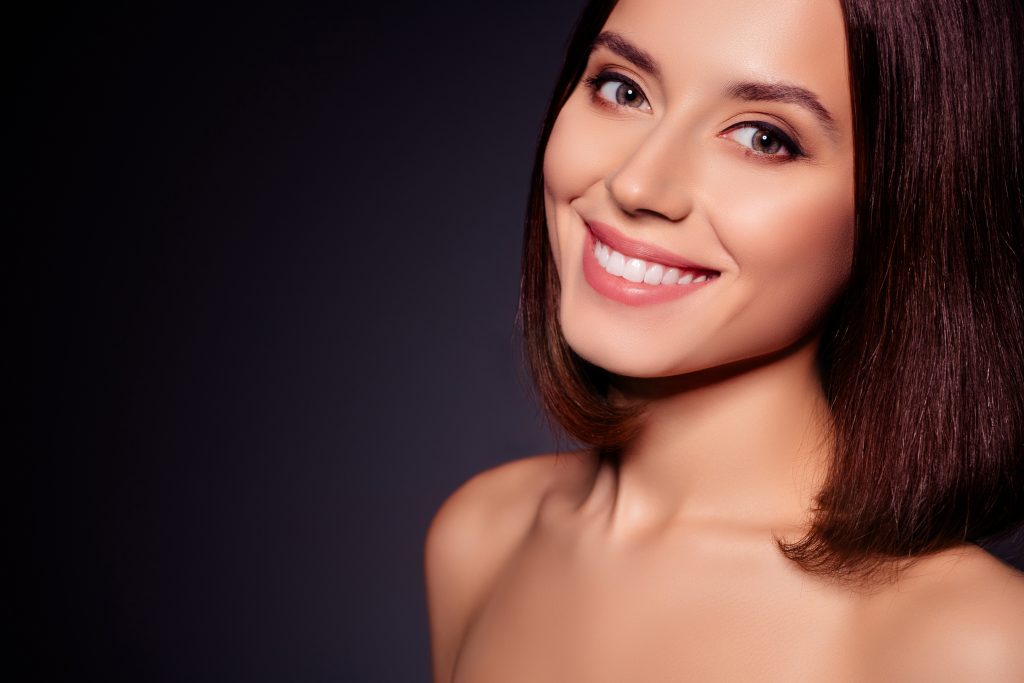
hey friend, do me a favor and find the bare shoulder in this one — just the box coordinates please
[425,451,590,575]
[859,545,1024,682]
[424,451,594,682]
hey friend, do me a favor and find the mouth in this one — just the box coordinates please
[592,236,719,285]
[581,219,720,305]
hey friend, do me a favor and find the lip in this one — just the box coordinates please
[585,219,715,272]
[581,228,717,306]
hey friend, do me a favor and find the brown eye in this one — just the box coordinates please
[585,72,652,112]
[723,122,803,159]
[751,128,783,154]
[601,80,644,107]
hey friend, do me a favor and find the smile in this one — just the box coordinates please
[581,222,719,306]
[593,239,717,286]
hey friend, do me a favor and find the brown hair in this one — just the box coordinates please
[520,0,1024,578]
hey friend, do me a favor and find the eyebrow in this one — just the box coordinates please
[590,31,662,79]
[590,31,839,139]
[726,81,839,138]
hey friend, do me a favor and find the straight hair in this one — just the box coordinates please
[520,0,1024,579]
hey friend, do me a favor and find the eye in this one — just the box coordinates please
[583,71,652,112]
[723,122,804,159]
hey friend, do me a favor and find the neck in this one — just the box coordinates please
[587,336,833,540]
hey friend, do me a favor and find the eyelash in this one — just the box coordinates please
[582,70,806,161]
[722,121,806,160]
[584,71,649,111]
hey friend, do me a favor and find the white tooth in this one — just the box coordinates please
[597,243,610,267]
[678,272,694,285]
[607,251,626,276]
[644,264,664,285]
[594,242,601,260]
[661,267,680,285]
[623,258,646,283]
[693,274,708,283]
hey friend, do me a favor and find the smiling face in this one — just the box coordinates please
[543,0,855,379]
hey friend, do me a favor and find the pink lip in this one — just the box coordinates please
[585,219,715,272]
[581,229,717,306]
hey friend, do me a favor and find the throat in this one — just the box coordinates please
[591,346,833,539]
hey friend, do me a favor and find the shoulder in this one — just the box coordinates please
[424,452,584,577]
[859,545,1024,682]
[423,451,593,681]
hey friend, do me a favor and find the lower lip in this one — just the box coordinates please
[581,229,714,306]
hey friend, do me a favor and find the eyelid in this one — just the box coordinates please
[583,69,652,112]
[581,70,808,161]
[721,120,806,159]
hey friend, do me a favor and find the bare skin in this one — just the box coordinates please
[426,0,1024,679]
[426,452,1024,682]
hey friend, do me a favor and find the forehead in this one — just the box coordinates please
[601,0,851,121]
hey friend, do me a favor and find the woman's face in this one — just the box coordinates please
[543,0,855,378]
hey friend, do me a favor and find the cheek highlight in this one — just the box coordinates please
[703,154,854,279]
[704,170,854,347]
[542,185,565,278]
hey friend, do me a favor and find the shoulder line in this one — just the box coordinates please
[424,451,592,682]
[860,546,1024,681]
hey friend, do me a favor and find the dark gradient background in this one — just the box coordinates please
[16,2,579,680]
[14,2,1022,682]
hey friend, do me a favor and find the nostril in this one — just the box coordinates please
[606,172,693,223]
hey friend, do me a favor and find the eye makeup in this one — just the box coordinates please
[583,70,651,112]
[582,68,809,163]
[720,120,806,161]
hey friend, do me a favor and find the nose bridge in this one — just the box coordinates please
[606,115,694,221]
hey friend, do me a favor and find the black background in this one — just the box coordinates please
[15,2,581,680]
[14,2,1022,681]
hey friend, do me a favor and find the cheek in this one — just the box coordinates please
[543,98,622,199]
[709,168,854,336]
[542,114,584,278]
[541,121,571,276]
[542,98,644,268]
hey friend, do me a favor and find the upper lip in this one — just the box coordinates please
[585,219,716,272]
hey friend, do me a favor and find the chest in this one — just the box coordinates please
[452,530,859,683]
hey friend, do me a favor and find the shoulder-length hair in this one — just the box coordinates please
[520,0,1024,578]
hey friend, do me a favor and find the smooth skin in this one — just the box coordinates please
[425,0,1024,680]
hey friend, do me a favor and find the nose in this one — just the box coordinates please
[605,125,694,222]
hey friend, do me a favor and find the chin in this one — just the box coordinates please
[560,306,824,385]
[560,316,712,379]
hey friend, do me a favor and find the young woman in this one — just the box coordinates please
[426,0,1024,680]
